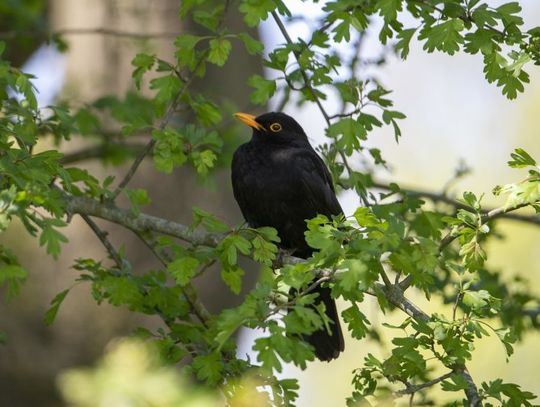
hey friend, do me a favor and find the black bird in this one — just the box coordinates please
[231,111,344,361]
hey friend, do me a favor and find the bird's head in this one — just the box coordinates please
[234,111,308,144]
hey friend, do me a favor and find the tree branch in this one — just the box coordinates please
[395,371,453,396]
[60,142,148,165]
[439,202,532,251]
[372,181,540,226]
[109,51,208,200]
[0,27,178,41]
[374,282,482,406]
[80,213,126,270]
[398,201,537,291]
[271,11,331,126]
[134,230,210,326]
[271,11,370,207]
[65,194,220,247]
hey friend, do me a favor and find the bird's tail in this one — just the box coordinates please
[294,284,344,361]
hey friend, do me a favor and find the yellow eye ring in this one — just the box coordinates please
[269,123,282,132]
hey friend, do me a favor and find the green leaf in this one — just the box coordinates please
[239,0,277,27]
[39,219,68,259]
[149,74,181,104]
[248,74,276,105]
[219,234,252,266]
[251,235,278,265]
[354,207,382,228]
[237,32,264,55]
[44,289,70,325]
[382,110,406,142]
[192,149,217,176]
[335,259,370,300]
[334,20,351,43]
[496,2,523,27]
[192,207,229,233]
[191,97,222,126]
[192,352,223,385]
[342,303,370,339]
[168,257,200,286]
[508,148,536,168]
[102,276,143,306]
[131,53,155,89]
[152,128,187,174]
[126,188,150,216]
[254,336,282,373]
[419,19,465,55]
[0,264,28,300]
[376,0,402,23]
[326,118,367,155]
[395,28,416,59]
[463,289,491,309]
[482,379,537,405]
[464,29,498,55]
[207,38,232,66]
[441,374,471,392]
[192,5,224,30]
[221,266,244,294]
[174,34,202,69]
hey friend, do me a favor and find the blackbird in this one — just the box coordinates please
[231,111,344,361]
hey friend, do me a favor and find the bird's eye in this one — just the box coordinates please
[269,123,282,132]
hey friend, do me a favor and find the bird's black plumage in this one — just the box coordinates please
[231,111,345,361]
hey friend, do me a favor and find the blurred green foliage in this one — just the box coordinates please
[0,0,47,66]
[57,338,220,407]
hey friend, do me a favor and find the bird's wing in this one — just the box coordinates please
[231,144,262,227]
[292,148,343,217]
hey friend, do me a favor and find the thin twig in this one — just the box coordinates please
[395,371,454,396]
[380,267,393,288]
[110,54,206,200]
[398,202,535,291]
[271,12,372,206]
[373,282,483,406]
[372,181,540,226]
[265,272,334,320]
[271,11,330,125]
[135,231,210,327]
[439,202,532,251]
[80,213,125,269]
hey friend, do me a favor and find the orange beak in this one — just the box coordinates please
[234,112,265,131]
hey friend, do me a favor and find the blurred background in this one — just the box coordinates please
[0,1,539,406]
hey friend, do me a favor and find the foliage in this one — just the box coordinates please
[1,0,540,406]
[57,338,222,407]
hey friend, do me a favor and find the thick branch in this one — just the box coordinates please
[65,194,220,247]
[60,142,148,165]
[0,28,178,41]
